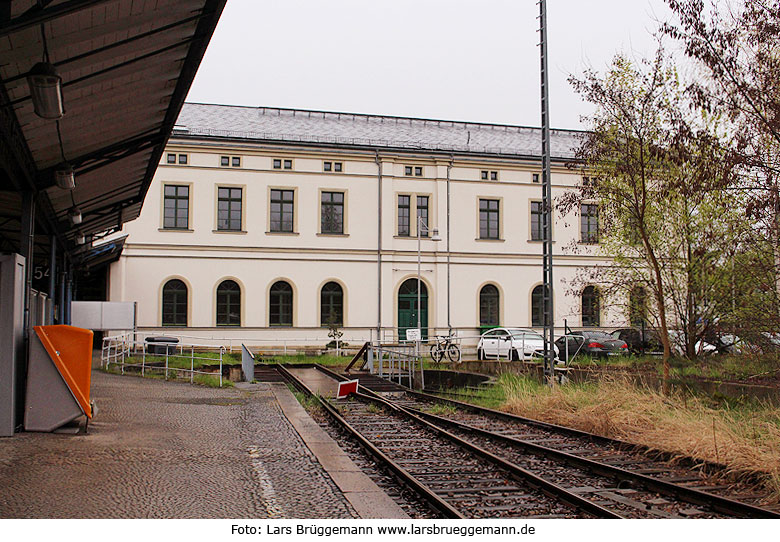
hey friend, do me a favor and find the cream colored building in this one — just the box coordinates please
[108,103,621,347]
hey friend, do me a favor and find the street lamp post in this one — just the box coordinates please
[417,216,441,359]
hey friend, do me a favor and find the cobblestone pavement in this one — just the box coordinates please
[0,371,357,518]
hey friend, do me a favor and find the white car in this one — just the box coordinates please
[477,327,559,361]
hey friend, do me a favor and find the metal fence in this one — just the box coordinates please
[105,327,617,371]
[367,342,423,389]
[101,332,225,387]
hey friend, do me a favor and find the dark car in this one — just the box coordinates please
[555,331,628,362]
[610,328,663,355]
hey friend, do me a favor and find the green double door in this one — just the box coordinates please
[398,279,428,340]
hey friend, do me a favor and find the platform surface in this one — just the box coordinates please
[0,370,363,518]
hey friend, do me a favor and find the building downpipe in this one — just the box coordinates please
[375,151,382,340]
[446,155,453,333]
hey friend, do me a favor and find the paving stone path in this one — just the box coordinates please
[0,371,356,518]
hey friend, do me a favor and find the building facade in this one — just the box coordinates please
[108,103,622,347]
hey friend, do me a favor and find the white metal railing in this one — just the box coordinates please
[101,333,225,387]
[106,327,593,365]
[367,342,422,389]
[123,330,365,356]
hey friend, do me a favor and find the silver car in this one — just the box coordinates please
[477,327,559,361]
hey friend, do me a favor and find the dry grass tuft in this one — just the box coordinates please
[501,375,780,501]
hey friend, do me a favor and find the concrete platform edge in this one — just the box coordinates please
[270,383,409,519]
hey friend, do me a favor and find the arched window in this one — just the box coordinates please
[479,284,500,328]
[216,280,241,326]
[629,286,647,326]
[162,279,187,326]
[582,286,600,327]
[531,285,549,327]
[321,282,343,327]
[270,281,293,326]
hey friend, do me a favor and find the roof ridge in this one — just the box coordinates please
[182,102,586,134]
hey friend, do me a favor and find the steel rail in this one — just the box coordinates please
[406,389,780,517]
[407,406,780,519]
[304,365,616,518]
[407,387,743,475]
[319,366,755,479]
[349,390,619,519]
[275,364,463,519]
[312,365,780,518]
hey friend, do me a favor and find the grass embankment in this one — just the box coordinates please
[115,351,240,369]
[102,352,235,388]
[446,373,780,501]
[118,351,349,369]
[571,353,780,382]
[257,353,346,367]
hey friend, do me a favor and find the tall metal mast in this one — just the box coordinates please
[539,0,555,384]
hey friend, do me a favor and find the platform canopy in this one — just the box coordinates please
[0,0,225,263]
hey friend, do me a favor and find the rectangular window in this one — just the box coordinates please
[490,171,498,180]
[273,159,282,169]
[217,187,242,231]
[479,198,500,239]
[414,166,423,177]
[270,189,295,232]
[334,162,342,172]
[398,195,411,236]
[405,166,413,176]
[178,154,187,165]
[221,156,230,167]
[481,170,488,180]
[628,214,641,245]
[533,173,540,183]
[283,159,292,170]
[416,195,429,237]
[232,156,241,167]
[166,153,176,164]
[530,201,544,241]
[581,203,599,243]
[163,185,189,229]
[324,161,332,172]
[321,191,344,234]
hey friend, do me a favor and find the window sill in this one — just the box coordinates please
[159,228,193,233]
[212,229,247,234]
[394,235,434,240]
[475,238,505,242]
[317,233,349,237]
[266,231,299,236]
[527,239,556,243]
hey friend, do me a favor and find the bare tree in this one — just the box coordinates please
[563,48,736,393]
[664,0,780,322]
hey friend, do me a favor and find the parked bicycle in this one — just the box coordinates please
[430,334,461,363]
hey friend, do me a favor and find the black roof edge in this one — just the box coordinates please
[170,133,584,164]
[135,0,227,217]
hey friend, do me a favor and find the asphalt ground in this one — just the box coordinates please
[0,370,358,519]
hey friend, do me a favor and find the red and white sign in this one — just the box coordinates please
[336,379,359,399]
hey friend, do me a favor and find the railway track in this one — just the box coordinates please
[278,364,780,519]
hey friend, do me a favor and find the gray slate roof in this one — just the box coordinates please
[175,103,584,160]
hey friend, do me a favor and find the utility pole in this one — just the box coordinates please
[539,0,555,385]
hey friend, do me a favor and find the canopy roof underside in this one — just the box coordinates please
[0,0,225,260]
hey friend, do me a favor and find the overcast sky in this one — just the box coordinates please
[186,0,673,130]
